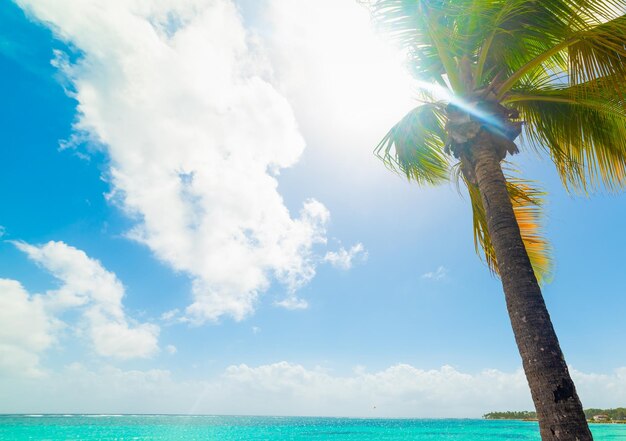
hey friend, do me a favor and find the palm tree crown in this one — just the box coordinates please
[373,0,626,281]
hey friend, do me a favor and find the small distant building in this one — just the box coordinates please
[593,415,610,422]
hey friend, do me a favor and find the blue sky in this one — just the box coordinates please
[1,0,626,417]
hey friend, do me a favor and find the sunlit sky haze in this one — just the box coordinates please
[1,0,626,417]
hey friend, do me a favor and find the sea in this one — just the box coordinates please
[1,415,626,440]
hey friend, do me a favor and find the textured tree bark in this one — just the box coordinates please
[468,133,592,441]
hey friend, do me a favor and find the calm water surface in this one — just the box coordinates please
[1,415,626,440]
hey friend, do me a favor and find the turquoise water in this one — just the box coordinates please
[1,415,626,440]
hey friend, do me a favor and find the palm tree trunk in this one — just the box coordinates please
[469,135,592,441]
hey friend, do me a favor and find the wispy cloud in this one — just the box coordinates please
[421,266,448,281]
[275,296,309,311]
[160,309,182,325]
[324,243,368,270]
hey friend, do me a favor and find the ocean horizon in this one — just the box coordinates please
[2,414,626,440]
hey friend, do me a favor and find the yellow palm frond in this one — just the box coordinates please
[465,172,552,284]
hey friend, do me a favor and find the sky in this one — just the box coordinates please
[1,0,626,418]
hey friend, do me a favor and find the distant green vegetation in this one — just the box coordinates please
[583,408,626,421]
[483,411,536,420]
[485,408,626,422]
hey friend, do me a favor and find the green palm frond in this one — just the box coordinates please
[496,13,626,98]
[476,0,574,85]
[371,0,485,91]
[375,104,450,185]
[465,172,552,284]
[568,15,626,88]
[476,0,626,79]
[371,0,626,93]
[506,82,626,191]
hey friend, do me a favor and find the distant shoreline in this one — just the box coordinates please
[485,418,626,424]
[484,408,626,424]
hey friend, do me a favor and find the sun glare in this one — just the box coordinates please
[268,0,416,133]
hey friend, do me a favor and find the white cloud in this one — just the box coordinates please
[0,279,57,377]
[324,243,367,270]
[3,359,626,417]
[570,367,626,405]
[12,241,159,360]
[87,317,159,360]
[0,361,521,416]
[275,296,309,311]
[421,266,448,281]
[160,309,181,324]
[218,362,531,417]
[166,345,177,355]
[16,0,334,323]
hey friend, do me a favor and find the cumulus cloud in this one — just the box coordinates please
[421,266,448,281]
[3,358,626,416]
[0,279,57,377]
[0,361,536,417]
[16,0,333,323]
[570,367,626,406]
[11,241,159,361]
[324,243,367,270]
[219,362,531,417]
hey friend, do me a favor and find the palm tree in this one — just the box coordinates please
[371,1,626,439]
